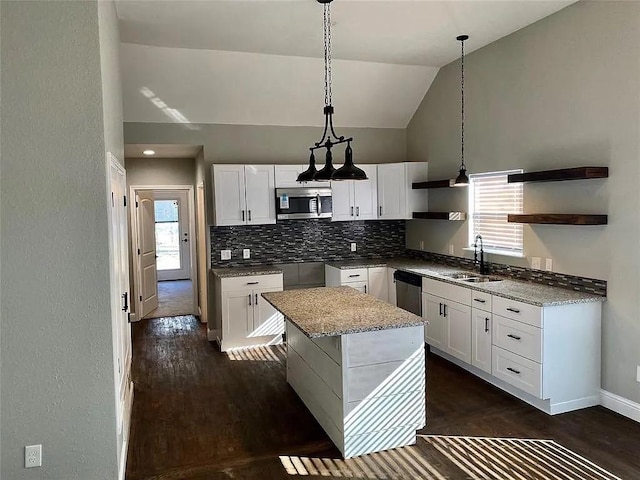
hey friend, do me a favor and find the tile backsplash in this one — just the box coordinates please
[210,220,406,268]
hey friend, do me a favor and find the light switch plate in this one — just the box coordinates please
[220,249,231,260]
[243,249,250,259]
[545,258,553,271]
[350,243,357,252]
[636,366,640,383]
[531,257,541,270]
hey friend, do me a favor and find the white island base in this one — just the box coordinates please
[286,321,425,459]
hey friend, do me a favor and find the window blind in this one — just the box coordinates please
[469,170,523,253]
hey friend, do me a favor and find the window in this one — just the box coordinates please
[154,200,181,270]
[469,170,523,255]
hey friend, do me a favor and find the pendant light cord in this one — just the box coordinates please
[460,37,465,170]
[323,3,333,107]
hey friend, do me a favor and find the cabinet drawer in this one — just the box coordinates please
[422,278,471,306]
[221,273,283,292]
[493,315,542,363]
[340,268,368,283]
[470,291,492,311]
[492,346,542,398]
[492,296,542,328]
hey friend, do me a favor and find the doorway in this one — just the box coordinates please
[130,185,198,320]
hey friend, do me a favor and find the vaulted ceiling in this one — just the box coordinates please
[117,0,575,128]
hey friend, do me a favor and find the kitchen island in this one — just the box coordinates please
[262,286,426,459]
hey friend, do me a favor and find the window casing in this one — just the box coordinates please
[469,170,523,255]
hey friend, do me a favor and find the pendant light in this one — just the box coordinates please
[297,0,367,182]
[454,34,470,187]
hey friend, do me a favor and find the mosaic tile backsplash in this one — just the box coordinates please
[405,249,607,296]
[210,220,406,268]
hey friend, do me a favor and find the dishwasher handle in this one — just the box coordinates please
[393,270,422,287]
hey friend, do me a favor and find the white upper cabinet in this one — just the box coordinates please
[377,162,428,220]
[212,165,275,226]
[274,165,327,188]
[331,164,378,222]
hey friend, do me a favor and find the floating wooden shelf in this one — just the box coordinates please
[507,214,608,225]
[413,212,467,221]
[412,179,456,189]
[508,167,608,184]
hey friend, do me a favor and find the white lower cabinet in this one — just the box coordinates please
[213,273,284,351]
[422,276,602,415]
[367,267,388,302]
[387,268,397,306]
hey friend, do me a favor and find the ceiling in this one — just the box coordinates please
[117,0,576,128]
[124,144,202,159]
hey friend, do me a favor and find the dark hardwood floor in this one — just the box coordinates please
[125,316,640,480]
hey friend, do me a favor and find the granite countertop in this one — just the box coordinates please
[324,257,605,307]
[211,266,283,278]
[262,286,425,338]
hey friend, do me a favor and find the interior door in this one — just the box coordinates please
[137,191,158,318]
[244,165,276,225]
[154,190,191,281]
[353,165,378,220]
[196,182,208,323]
[252,287,284,337]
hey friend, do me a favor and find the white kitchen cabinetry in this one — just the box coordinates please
[211,273,284,351]
[471,290,492,374]
[212,164,276,226]
[367,267,388,302]
[331,165,378,221]
[387,268,397,306]
[274,165,326,188]
[377,162,428,220]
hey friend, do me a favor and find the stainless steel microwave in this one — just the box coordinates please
[275,187,332,220]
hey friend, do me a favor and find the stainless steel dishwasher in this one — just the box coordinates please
[394,270,422,316]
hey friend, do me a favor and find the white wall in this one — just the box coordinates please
[406,1,640,404]
[1,1,119,478]
[126,156,195,187]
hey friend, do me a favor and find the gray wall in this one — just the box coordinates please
[124,122,407,224]
[1,1,119,478]
[406,1,640,403]
[126,156,196,186]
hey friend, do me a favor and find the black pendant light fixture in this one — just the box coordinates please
[297,0,367,182]
[454,34,470,187]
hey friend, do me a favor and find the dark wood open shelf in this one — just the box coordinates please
[508,167,608,184]
[413,212,467,221]
[412,179,455,189]
[507,214,608,225]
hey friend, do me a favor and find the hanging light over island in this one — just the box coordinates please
[453,34,470,187]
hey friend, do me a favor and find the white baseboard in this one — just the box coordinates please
[118,381,135,480]
[600,389,640,423]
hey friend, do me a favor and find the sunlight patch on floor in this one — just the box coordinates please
[225,344,286,361]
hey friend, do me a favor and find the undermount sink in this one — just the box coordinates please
[460,275,503,283]
[442,272,478,280]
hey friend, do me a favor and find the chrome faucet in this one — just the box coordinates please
[474,235,489,275]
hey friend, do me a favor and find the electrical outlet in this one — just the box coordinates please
[350,242,357,252]
[636,366,640,383]
[531,257,541,270]
[419,240,424,251]
[545,258,553,271]
[242,249,250,259]
[448,244,454,255]
[220,249,231,260]
[25,445,42,468]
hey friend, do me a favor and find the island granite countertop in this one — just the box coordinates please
[211,265,283,278]
[262,286,425,338]
[326,258,605,307]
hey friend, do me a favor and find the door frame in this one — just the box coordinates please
[129,184,197,321]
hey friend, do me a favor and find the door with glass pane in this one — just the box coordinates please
[154,190,191,281]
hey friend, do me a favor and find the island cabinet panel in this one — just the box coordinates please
[284,320,425,459]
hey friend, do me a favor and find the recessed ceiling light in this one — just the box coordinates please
[143,149,156,156]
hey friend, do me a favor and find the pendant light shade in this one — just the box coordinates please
[297,150,318,182]
[453,34,470,187]
[297,0,366,183]
[332,142,367,181]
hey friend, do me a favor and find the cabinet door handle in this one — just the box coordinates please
[248,294,252,306]
[443,304,447,317]
[351,206,354,216]
[379,205,382,216]
[439,303,443,316]
[473,298,486,304]
[246,281,259,285]
[122,292,128,312]
[507,334,522,341]
[348,274,360,278]
[364,285,367,294]
[506,307,521,313]
[248,210,252,221]
[507,367,521,375]
[242,210,245,221]
[356,206,360,217]
[255,293,258,304]
[317,194,322,215]
[485,317,490,333]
